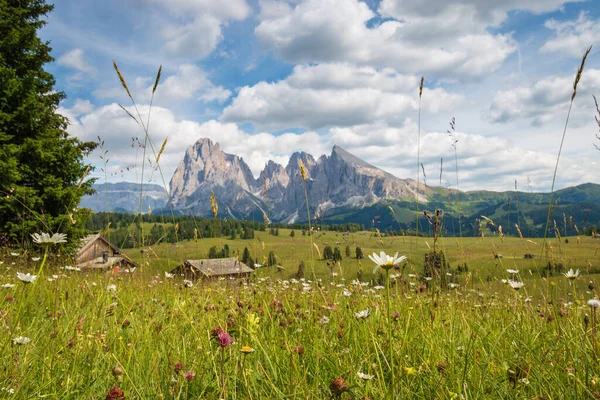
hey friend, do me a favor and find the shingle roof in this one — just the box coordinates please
[77,233,120,255]
[182,258,253,277]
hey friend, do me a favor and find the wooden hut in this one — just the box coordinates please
[76,234,138,271]
[171,258,253,280]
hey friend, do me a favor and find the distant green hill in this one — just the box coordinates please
[320,183,600,237]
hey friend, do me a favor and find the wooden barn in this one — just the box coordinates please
[76,234,138,271]
[171,258,253,280]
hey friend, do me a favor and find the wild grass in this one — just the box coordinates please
[1,246,600,398]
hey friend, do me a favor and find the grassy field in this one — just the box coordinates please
[122,230,600,288]
[2,232,600,398]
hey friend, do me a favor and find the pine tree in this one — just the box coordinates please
[242,247,250,264]
[0,0,97,248]
[296,260,305,279]
[345,245,351,257]
[333,247,342,262]
[323,246,333,260]
[355,246,364,259]
[290,229,295,238]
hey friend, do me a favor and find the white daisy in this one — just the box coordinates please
[16,272,36,284]
[508,280,524,291]
[368,251,407,273]
[30,232,67,245]
[357,372,374,380]
[563,269,580,280]
[12,336,31,345]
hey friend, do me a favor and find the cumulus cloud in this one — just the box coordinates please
[93,64,230,104]
[221,63,464,130]
[254,0,541,79]
[541,11,599,57]
[378,0,580,29]
[57,101,598,192]
[140,0,251,60]
[57,103,330,183]
[57,48,96,74]
[488,69,600,126]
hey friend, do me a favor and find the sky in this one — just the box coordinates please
[41,0,600,192]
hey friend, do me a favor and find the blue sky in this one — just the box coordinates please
[41,0,600,191]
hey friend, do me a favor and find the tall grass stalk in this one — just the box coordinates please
[542,46,591,255]
[415,77,424,242]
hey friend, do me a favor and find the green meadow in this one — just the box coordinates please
[2,232,600,398]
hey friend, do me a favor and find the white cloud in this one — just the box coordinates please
[57,100,599,192]
[255,0,525,79]
[489,69,600,126]
[57,48,96,74]
[221,63,464,130]
[378,0,581,29]
[159,64,231,103]
[143,0,251,20]
[148,0,250,60]
[57,103,330,182]
[92,64,230,105]
[162,14,224,60]
[541,11,598,57]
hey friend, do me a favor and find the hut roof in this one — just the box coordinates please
[77,233,120,256]
[179,258,253,277]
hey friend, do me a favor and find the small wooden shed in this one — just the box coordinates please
[76,234,138,271]
[171,258,253,280]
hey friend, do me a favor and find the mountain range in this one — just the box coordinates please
[82,138,600,236]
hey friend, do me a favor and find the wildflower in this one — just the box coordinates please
[403,366,417,376]
[31,257,41,262]
[62,266,81,271]
[241,346,255,354]
[506,269,519,274]
[107,284,117,292]
[329,377,348,397]
[368,251,407,273]
[211,326,225,337]
[373,285,384,290]
[31,232,67,245]
[563,269,580,280]
[105,386,125,400]
[12,336,31,345]
[508,280,524,291]
[588,299,600,308]
[17,272,36,284]
[357,372,374,380]
[2,283,15,288]
[111,365,124,382]
[183,371,196,382]
[246,313,259,333]
[164,272,174,278]
[174,361,184,373]
[355,309,370,319]
[253,263,263,269]
[10,252,19,256]
[319,315,330,325]
[184,280,193,288]
[218,331,232,347]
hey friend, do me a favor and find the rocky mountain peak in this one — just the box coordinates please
[168,139,432,221]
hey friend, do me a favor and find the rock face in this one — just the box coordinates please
[168,138,431,221]
[169,138,264,219]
